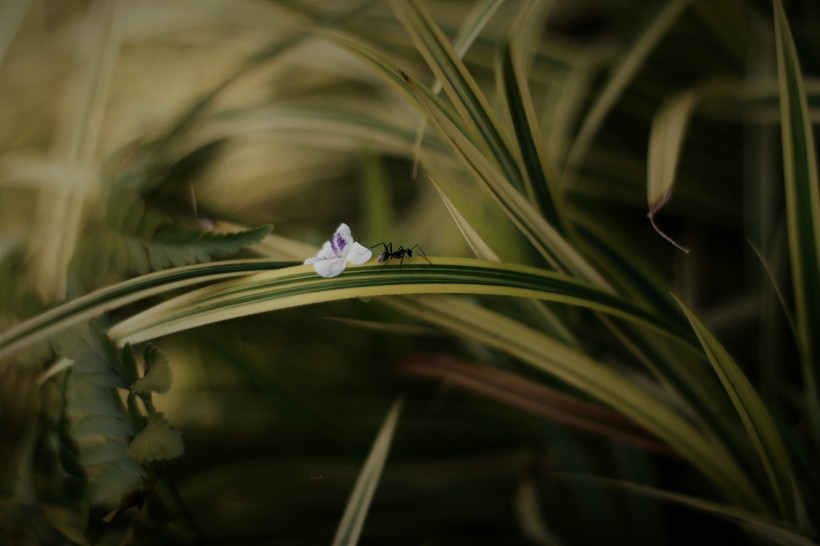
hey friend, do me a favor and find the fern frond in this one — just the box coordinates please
[60,326,142,504]
[59,326,184,506]
[71,191,272,288]
[139,223,273,274]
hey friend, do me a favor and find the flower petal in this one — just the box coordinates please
[318,241,338,260]
[313,257,347,278]
[345,242,372,265]
[304,242,336,265]
[330,223,353,256]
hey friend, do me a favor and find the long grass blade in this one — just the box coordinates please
[563,0,692,181]
[645,78,820,253]
[773,0,820,446]
[412,0,505,175]
[0,260,295,362]
[200,105,450,160]
[429,177,500,261]
[317,30,580,275]
[675,295,799,520]
[391,0,523,191]
[332,397,403,546]
[153,0,378,151]
[429,174,580,345]
[424,165,534,264]
[107,258,690,347]
[498,0,569,232]
[389,295,766,512]
[431,0,504,96]
[403,70,609,286]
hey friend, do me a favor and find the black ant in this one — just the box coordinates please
[370,242,431,267]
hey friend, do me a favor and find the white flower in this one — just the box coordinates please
[304,223,372,278]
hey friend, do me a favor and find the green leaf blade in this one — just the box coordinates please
[773,0,820,445]
[332,397,403,546]
[390,0,523,192]
[0,259,295,362]
[563,0,692,178]
[390,295,766,513]
[675,296,800,521]
[106,259,689,348]
[497,1,568,233]
[404,71,609,285]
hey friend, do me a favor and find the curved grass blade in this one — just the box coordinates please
[554,474,814,546]
[563,0,692,181]
[749,242,797,341]
[389,295,766,513]
[675,295,799,520]
[429,177,500,261]
[445,0,505,71]
[429,173,579,345]
[319,29,468,138]
[107,258,690,347]
[201,105,452,161]
[0,260,296,363]
[646,89,698,253]
[391,0,523,192]
[404,70,610,286]
[153,0,377,151]
[331,397,403,546]
[773,0,820,446]
[412,0,505,176]
[26,1,122,300]
[514,479,564,546]
[425,165,535,265]
[540,51,604,168]
[645,78,820,254]
[498,0,569,233]
[399,353,675,456]
[316,28,599,280]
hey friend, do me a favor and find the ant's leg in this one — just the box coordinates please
[369,242,389,253]
[410,245,432,265]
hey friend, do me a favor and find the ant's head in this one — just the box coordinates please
[377,251,389,263]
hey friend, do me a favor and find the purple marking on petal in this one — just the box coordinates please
[331,232,347,256]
